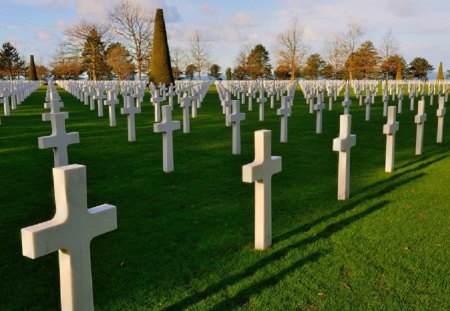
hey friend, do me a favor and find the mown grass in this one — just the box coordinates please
[0,84,449,310]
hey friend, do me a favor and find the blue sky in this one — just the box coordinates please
[1,0,449,72]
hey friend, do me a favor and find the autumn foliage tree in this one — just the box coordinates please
[106,42,135,80]
[247,44,271,79]
[379,54,406,79]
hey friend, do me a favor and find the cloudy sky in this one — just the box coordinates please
[1,0,449,72]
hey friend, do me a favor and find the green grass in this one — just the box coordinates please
[1,85,449,310]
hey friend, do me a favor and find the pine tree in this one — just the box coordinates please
[225,67,232,80]
[247,44,272,79]
[28,55,38,80]
[208,64,222,80]
[82,29,110,81]
[150,8,174,85]
[437,62,444,80]
[0,42,26,80]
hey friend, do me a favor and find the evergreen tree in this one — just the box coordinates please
[208,64,222,80]
[437,62,444,80]
[302,53,325,79]
[185,64,196,80]
[150,8,174,85]
[396,61,403,80]
[409,57,434,80]
[0,42,26,80]
[345,40,380,79]
[247,44,271,79]
[225,67,232,80]
[28,55,38,80]
[82,29,110,81]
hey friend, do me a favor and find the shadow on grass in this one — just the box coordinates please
[273,173,424,245]
[162,199,390,311]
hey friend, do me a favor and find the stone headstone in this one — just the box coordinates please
[154,105,180,172]
[227,100,245,155]
[242,130,282,250]
[332,114,356,200]
[414,100,427,155]
[277,96,291,143]
[21,164,117,311]
[383,106,399,173]
[38,113,80,167]
[120,96,141,142]
[436,97,446,143]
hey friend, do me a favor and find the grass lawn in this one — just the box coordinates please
[0,84,449,310]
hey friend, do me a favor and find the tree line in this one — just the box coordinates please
[0,2,445,81]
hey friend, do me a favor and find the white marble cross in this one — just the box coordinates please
[342,82,351,115]
[180,94,192,133]
[436,97,446,143]
[2,89,11,116]
[314,93,325,134]
[257,88,267,121]
[44,97,64,113]
[121,96,141,142]
[223,92,233,127]
[38,113,80,167]
[382,92,389,117]
[152,90,164,123]
[167,85,176,107]
[88,87,96,111]
[227,100,246,155]
[332,114,356,200]
[383,106,399,173]
[93,87,105,117]
[190,93,199,118]
[365,88,371,121]
[414,100,427,155]
[21,164,117,311]
[397,92,403,114]
[247,88,254,111]
[105,90,119,127]
[410,91,415,111]
[242,130,282,250]
[277,96,291,143]
[154,105,180,172]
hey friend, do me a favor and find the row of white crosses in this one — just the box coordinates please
[0,81,40,124]
[38,82,80,167]
[23,82,117,310]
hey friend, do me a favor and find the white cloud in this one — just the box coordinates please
[230,11,256,28]
[36,30,54,41]
[12,0,69,9]
[200,3,217,15]
[73,0,180,23]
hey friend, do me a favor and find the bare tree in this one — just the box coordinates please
[378,30,398,61]
[188,30,211,80]
[275,18,308,81]
[170,46,186,80]
[64,20,110,54]
[341,22,364,80]
[109,0,153,80]
[323,35,346,78]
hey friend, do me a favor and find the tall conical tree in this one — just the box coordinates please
[28,55,38,80]
[437,62,444,80]
[149,8,174,85]
[395,61,402,80]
